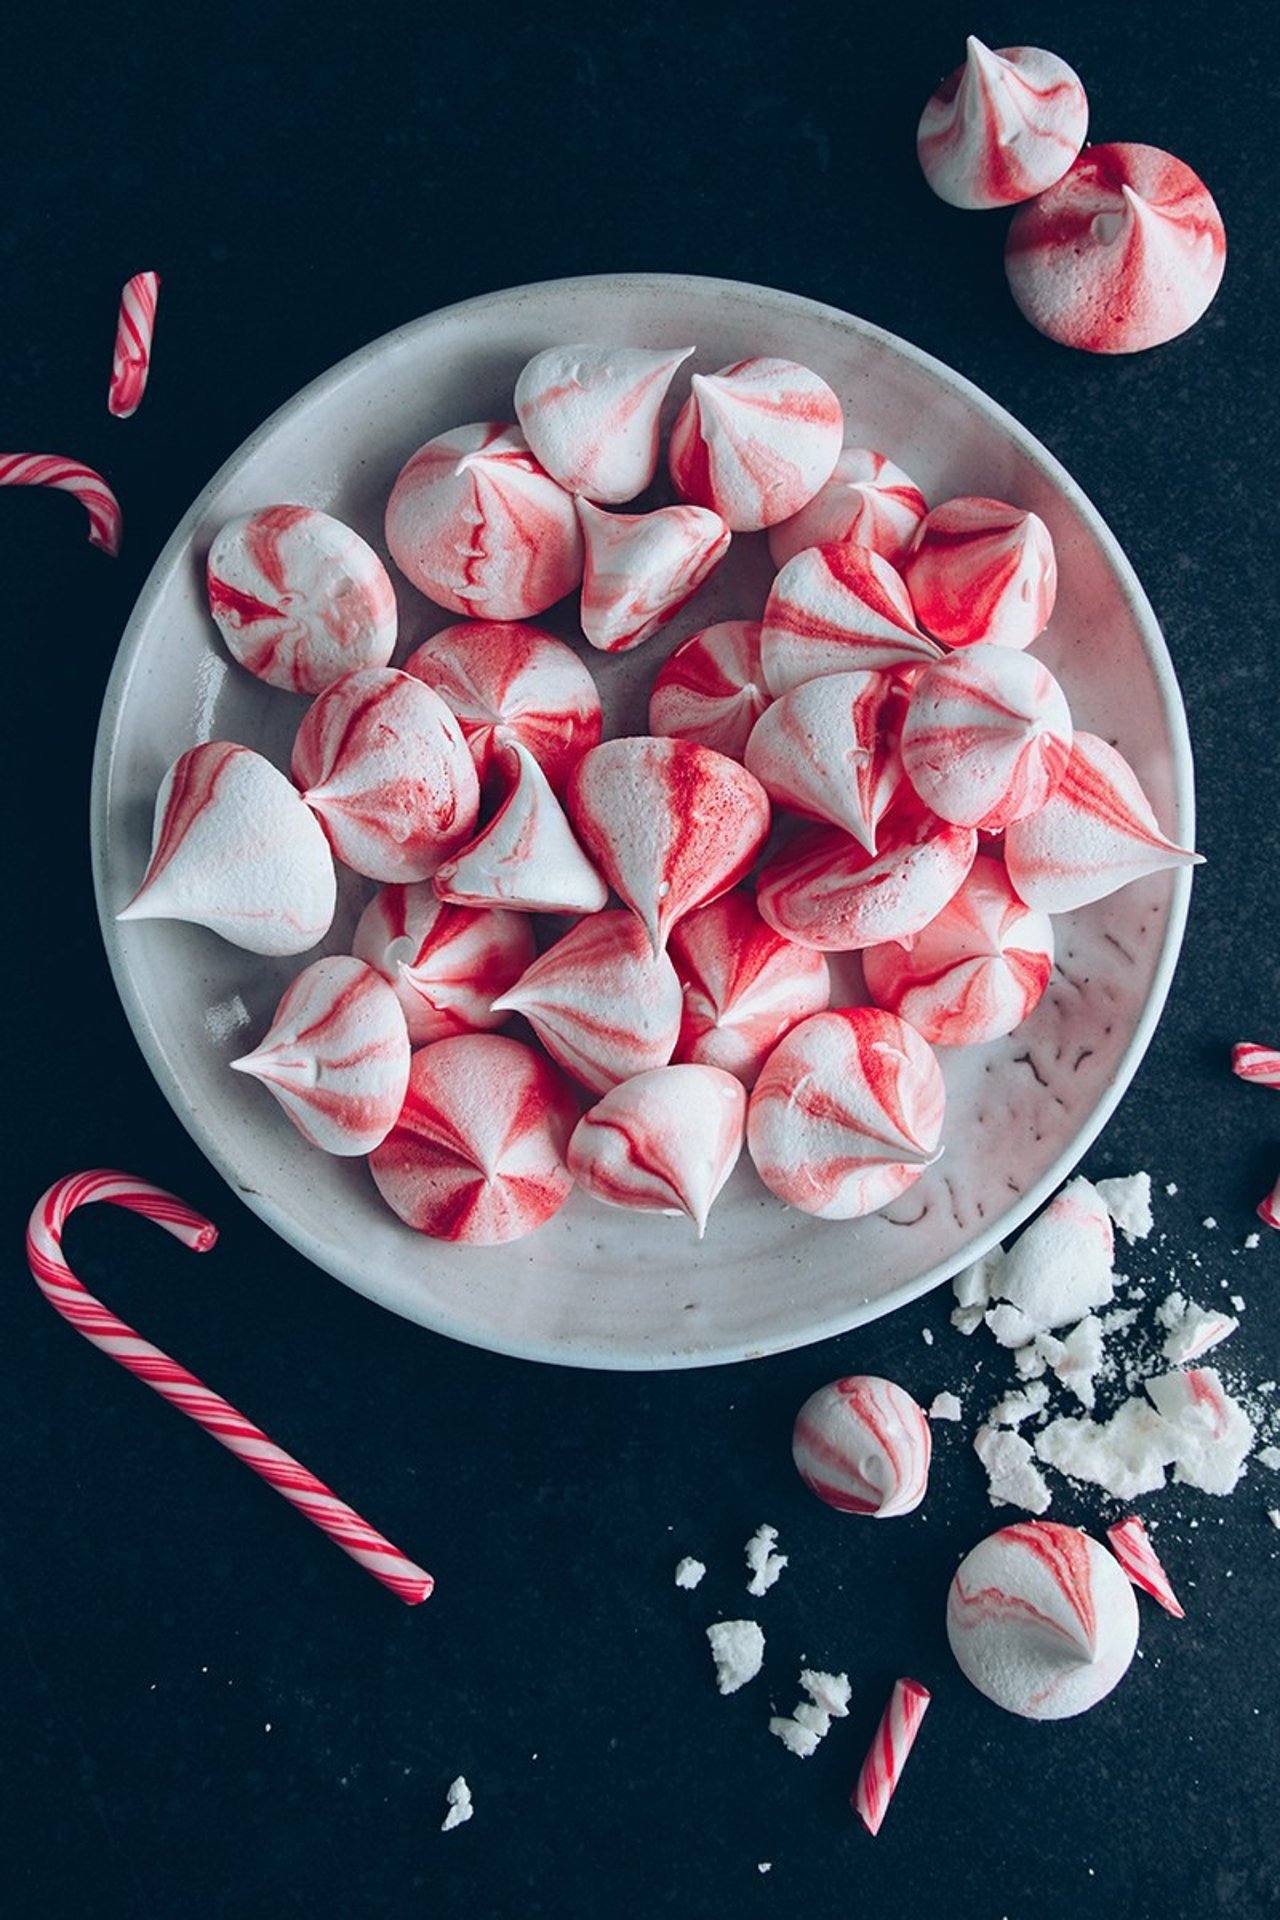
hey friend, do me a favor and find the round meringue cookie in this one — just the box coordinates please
[206,504,398,694]
[761,542,942,697]
[862,856,1055,1047]
[368,1034,578,1245]
[432,742,608,915]
[291,667,480,883]
[901,644,1074,831]
[647,620,769,762]
[231,956,410,1155]
[568,1064,747,1236]
[513,343,695,503]
[118,741,336,957]
[747,1007,945,1220]
[767,449,927,571]
[577,499,730,653]
[792,1376,932,1517]
[402,621,602,790]
[1005,142,1227,354]
[353,882,535,1045]
[668,889,831,1087]
[904,497,1057,651]
[755,806,977,952]
[917,37,1089,211]
[947,1521,1140,1720]
[384,422,583,619]
[745,669,908,854]
[668,357,844,532]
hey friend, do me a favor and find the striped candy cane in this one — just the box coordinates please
[108,270,161,418]
[1258,1170,1280,1231]
[26,1170,433,1604]
[1232,1041,1280,1088]
[0,452,122,554]
[852,1677,931,1835]
[1105,1516,1185,1619]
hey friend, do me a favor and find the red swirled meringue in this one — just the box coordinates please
[747,1007,945,1219]
[432,742,607,915]
[402,620,602,790]
[118,742,336,957]
[567,737,771,955]
[647,620,769,762]
[1005,143,1227,354]
[768,448,927,571]
[745,668,908,854]
[368,1034,577,1245]
[917,38,1089,210]
[384,422,583,619]
[862,856,1054,1047]
[904,497,1057,651]
[513,342,695,503]
[353,882,535,1044]
[668,357,844,532]
[568,1064,747,1235]
[668,889,830,1087]
[792,1376,932,1516]
[901,643,1073,830]
[946,1521,1140,1720]
[578,498,730,652]
[206,505,398,694]
[756,803,977,952]
[1003,731,1202,914]
[291,667,480,883]
[761,542,942,696]
[231,956,410,1155]
[491,910,682,1094]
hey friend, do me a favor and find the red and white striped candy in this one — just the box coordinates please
[491,910,682,1094]
[0,451,121,554]
[108,270,161,417]
[578,498,730,653]
[747,1007,945,1219]
[668,356,844,532]
[852,1679,932,1836]
[384,422,583,619]
[1006,143,1227,355]
[432,741,607,915]
[901,643,1073,831]
[568,1064,746,1236]
[768,448,928,572]
[26,1170,431,1603]
[760,543,942,697]
[231,956,410,1155]
[1259,1172,1280,1231]
[745,668,908,853]
[402,620,602,791]
[567,737,771,955]
[668,889,830,1088]
[207,505,398,694]
[118,741,336,957]
[1231,1042,1280,1089]
[862,856,1054,1047]
[513,342,694,503]
[755,806,977,952]
[917,38,1088,210]
[904,497,1057,651]
[291,667,480,883]
[792,1375,932,1516]
[353,882,535,1044]
[647,620,770,762]
[368,1035,577,1245]
[1004,731,1202,914]
[1105,1516,1185,1619]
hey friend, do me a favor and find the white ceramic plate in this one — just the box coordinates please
[92,273,1195,1370]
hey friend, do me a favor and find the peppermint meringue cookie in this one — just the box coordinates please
[901,644,1073,831]
[567,1064,747,1236]
[431,742,608,915]
[368,1033,578,1245]
[513,343,695,503]
[668,889,831,1087]
[745,669,908,854]
[862,856,1055,1047]
[946,1521,1139,1719]
[385,422,583,619]
[291,667,480,883]
[577,499,730,653]
[1003,731,1202,914]
[206,504,398,694]
[1005,142,1227,354]
[402,621,602,790]
[917,38,1089,211]
[904,497,1057,651]
[792,1376,932,1516]
[118,741,336,957]
[747,1007,945,1219]
[761,542,942,697]
[767,449,927,571]
[668,357,844,532]
[647,620,769,762]
[755,805,977,952]
[231,956,410,1155]
[353,882,535,1044]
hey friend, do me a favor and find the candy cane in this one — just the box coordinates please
[1258,1170,1280,1231]
[1105,1516,1185,1619]
[108,270,161,418]
[1232,1042,1280,1088]
[26,1170,433,1604]
[0,453,121,554]
[852,1677,931,1835]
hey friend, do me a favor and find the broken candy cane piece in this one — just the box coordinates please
[0,451,122,554]
[1232,1042,1280,1088]
[1259,1171,1280,1230]
[108,270,161,417]
[852,1679,931,1835]
[1105,1516,1185,1619]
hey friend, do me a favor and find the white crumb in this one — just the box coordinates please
[441,1776,473,1832]
[921,1327,935,1346]
[1245,1233,1261,1250]
[758,1863,772,1874]
[768,1669,851,1758]
[1268,1510,1280,1530]
[1156,1293,1239,1364]
[1202,1217,1218,1230]
[954,1250,1001,1310]
[708,1620,765,1695]
[1165,1182,1178,1195]
[745,1524,788,1597]
[993,1177,1116,1332]
[1231,1295,1247,1313]
[974,1425,1053,1513]
[1096,1172,1154,1243]
[1256,1447,1280,1471]
[986,1302,1037,1349]
[674,1556,707,1589]
[986,1381,1050,1428]
[929,1391,963,1422]
[951,1303,985,1337]
[1047,1315,1106,1410]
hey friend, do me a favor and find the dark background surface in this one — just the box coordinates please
[3,3,1279,1915]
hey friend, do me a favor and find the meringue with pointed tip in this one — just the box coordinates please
[761,542,942,696]
[647,620,770,762]
[668,889,830,1087]
[669,356,844,531]
[353,881,535,1044]
[792,1376,932,1516]
[901,643,1073,830]
[568,1064,747,1235]
[755,803,977,952]
[514,342,695,503]
[917,38,1088,210]
[904,497,1057,651]
[578,498,730,652]
[768,448,927,571]
[432,741,607,914]
[745,668,908,853]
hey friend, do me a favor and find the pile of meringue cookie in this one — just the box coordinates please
[119,341,1200,1245]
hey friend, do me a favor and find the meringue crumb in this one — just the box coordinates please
[1231,1295,1247,1313]
[745,1523,787,1596]
[1268,1510,1280,1530]
[1202,1217,1218,1230]
[768,1669,851,1758]
[441,1777,473,1832]
[974,1425,1052,1513]
[758,1863,773,1875]
[929,1391,963,1422]
[1165,1182,1178,1195]
[1258,1447,1280,1471]
[708,1620,765,1695]
[1245,1233,1261,1250]
[674,1555,707,1589]
[1096,1172,1154,1242]
[921,1327,935,1345]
